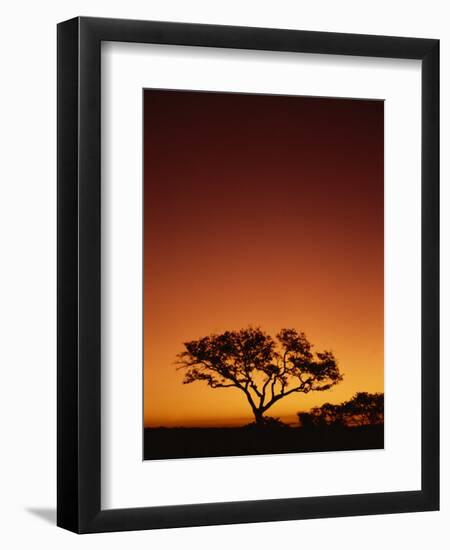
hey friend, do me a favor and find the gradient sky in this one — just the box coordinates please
[143,89,384,427]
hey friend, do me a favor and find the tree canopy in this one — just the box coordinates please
[177,327,343,425]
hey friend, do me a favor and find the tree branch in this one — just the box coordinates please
[260,371,274,407]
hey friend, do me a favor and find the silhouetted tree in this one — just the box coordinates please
[342,392,384,426]
[176,327,343,426]
[297,412,316,430]
[298,392,384,428]
[301,403,344,427]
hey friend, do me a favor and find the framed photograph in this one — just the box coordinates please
[57,17,439,533]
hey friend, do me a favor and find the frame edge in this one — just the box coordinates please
[57,16,81,533]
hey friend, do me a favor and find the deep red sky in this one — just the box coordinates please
[143,90,384,427]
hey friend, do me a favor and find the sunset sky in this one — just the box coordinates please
[143,89,384,427]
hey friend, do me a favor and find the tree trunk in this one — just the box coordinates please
[253,409,266,426]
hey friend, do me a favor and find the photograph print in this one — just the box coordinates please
[143,89,384,460]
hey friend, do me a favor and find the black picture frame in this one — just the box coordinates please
[57,16,439,533]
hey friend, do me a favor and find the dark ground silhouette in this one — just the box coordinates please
[143,424,384,460]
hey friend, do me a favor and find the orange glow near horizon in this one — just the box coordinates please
[143,90,384,428]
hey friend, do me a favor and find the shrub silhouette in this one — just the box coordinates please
[298,392,384,428]
[177,327,343,425]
